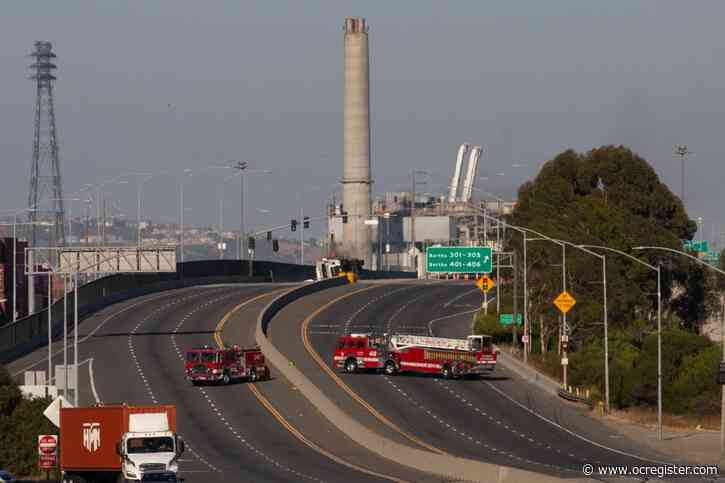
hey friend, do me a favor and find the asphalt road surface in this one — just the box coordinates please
[270,280,718,482]
[8,284,430,483]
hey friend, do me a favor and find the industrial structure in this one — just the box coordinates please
[330,143,515,271]
[341,17,373,268]
[28,41,66,248]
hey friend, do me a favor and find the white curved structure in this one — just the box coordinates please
[461,145,482,202]
[448,143,469,203]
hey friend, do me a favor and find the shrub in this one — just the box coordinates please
[474,312,514,343]
[0,364,57,476]
[670,344,720,414]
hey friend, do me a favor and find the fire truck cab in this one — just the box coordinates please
[185,345,269,385]
[333,334,387,373]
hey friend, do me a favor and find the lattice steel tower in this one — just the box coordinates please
[28,41,65,247]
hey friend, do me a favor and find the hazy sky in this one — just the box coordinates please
[2,1,724,242]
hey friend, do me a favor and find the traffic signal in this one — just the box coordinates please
[291,219,297,232]
[273,239,279,252]
[267,231,272,241]
[342,212,348,224]
[303,216,310,229]
[248,236,255,250]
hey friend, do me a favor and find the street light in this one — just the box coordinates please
[580,244,661,439]
[464,204,530,363]
[129,172,153,246]
[541,241,610,414]
[230,161,269,274]
[47,198,81,245]
[633,245,725,446]
[674,145,690,206]
[411,170,428,257]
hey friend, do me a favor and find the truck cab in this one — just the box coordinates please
[118,426,184,482]
[333,334,386,373]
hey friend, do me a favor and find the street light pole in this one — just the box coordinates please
[562,243,568,389]
[13,214,17,323]
[674,145,689,206]
[602,254,609,414]
[581,244,661,437]
[656,264,663,442]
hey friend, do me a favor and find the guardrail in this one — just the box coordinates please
[0,259,314,364]
[255,280,578,483]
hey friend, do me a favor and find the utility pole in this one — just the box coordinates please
[512,251,518,348]
[721,295,724,456]
[562,243,568,389]
[300,207,304,265]
[233,161,248,268]
[674,145,689,206]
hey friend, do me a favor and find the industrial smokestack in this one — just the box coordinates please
[342,17,372,267]
[460,145,482,202]
[448,143,469,204]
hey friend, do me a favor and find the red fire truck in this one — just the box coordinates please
[333,333,496,379]
[185,345,269,385]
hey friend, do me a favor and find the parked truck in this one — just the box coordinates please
[334,333,496,379]
[185,345,269,385]
[60,404,183,483]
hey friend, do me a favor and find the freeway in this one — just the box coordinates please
[268,280,715,481]
[7,283,432,483]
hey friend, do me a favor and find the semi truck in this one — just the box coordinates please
[315,258,363,283]
[185,345,269,385]
[59,404,182,483]
[334,333,496,379]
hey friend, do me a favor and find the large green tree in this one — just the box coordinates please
[508,146,697,350]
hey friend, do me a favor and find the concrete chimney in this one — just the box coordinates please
[342,17,372,267]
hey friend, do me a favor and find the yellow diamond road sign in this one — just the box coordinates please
[554,291,576,314]
[476,275,494,293]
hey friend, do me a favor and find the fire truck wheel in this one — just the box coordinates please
[442,364,453,379]
[222,372,231,385]
[384,360,398,376]
[250,369,257,382]
[344,358,357,373]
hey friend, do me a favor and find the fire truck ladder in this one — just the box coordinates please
[389,334,471,351]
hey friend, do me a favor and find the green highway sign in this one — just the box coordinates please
[704,250,721,264]
[684,240,709,253]
[500,313,523,325]
[426,246,493,273]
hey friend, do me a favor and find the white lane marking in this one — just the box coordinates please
[172,293,324,482]
[427,309,480,336]
[443,288,481,308]
[127,287,236,473]
[385,290,435,333]
[382,376,571,473]
[88,357,101,404]
[339,285,416,335]
[11,286,205,376]
[483,381,671,465]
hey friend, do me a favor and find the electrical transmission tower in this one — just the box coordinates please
[28,41,66,247]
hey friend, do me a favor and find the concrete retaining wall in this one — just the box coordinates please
[256,281,589,483]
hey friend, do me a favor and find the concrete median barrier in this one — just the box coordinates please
[256,280,593,483]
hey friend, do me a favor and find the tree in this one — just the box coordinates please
[0,365,21,417]
[509,146,696,348]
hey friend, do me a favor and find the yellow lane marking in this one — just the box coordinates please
[214,288,409,483]
[300,286,448,456]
